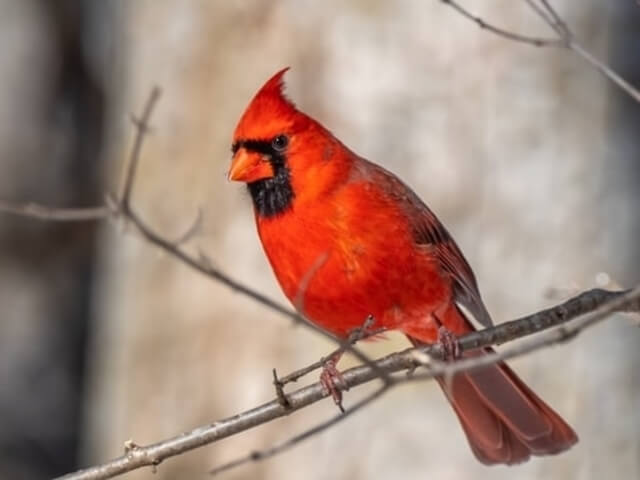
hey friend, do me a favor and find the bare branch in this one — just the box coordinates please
[119,86,162,212]
[441,0,640,103]
[173,207,203,246]
[537,0,572,38]
[0,200,109,221]
[208,286,640,476]
[125,207,296,318]
[409,287,640,381]
[440,0,563,47]
[526,0,640,103]
[208,385,390,477]
[277,315,383,386]
[523,0,559,32]
[567,41,640,104]
[56,286,640,480]
[293,251,329,313]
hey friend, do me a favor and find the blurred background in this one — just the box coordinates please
[0,1,638,479]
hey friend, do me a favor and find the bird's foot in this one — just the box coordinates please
[437,326,461,361]
[320,357,348,412]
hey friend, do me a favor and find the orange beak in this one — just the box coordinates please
[227,148,274,183]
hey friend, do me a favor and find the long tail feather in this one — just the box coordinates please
[409,308,577,465]
[436,352,577,465]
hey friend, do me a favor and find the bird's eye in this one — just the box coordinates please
[271,135,289,152]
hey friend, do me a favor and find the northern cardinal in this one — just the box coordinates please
[228,68,577,465]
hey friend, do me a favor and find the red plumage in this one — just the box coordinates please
[228,69,577,465]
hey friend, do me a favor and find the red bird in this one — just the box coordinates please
[228,68,577,465]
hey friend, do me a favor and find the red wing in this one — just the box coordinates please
[363,160,493,327]
[415,211,493,327]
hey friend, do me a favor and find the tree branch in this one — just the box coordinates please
[208,286,640,476]
[440,0,563,47]
[441,0,640,103]
[0,200,109,221]
[209,384,390,477]
[55,286,640,480]
[0,6,636,477]
[118,86,162,212]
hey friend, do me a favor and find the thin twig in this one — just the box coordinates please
[524,1,640,102]
[278,351,338,385]
[0,196,294,318]
[538,0,572,38]
[0,201,109,221]
[56,286,640,480]
[293,251,329,314]
[278,315,384,386]
[523,0,558,31]
[209,384,391,476]
[126,207,296,317]
[173,207,203,246]
[440,0,563,47]
[119,86,162,212]
[441,0,640,104]
[272,368,292,409]
[567,41,640,103]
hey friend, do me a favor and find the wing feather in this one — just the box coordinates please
[362,159,493,327]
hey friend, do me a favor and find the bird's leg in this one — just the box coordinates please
[320,316,376,411]
[320,351,347,412]
[436,325,461,361]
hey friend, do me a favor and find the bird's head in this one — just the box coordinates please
[228,68,348,218]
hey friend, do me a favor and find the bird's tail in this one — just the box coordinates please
[410,309,578,465]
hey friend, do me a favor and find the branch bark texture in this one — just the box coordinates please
[57,287,640,480]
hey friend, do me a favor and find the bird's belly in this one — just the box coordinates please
[260,220,449,339]
[301,260,448,339]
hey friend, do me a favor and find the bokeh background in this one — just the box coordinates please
[0,1,638,479]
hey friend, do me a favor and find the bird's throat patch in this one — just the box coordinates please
[238,138,295,217]
[247,165,294,217]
